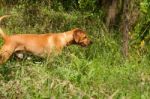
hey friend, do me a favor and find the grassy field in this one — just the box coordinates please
[0,4,150,99]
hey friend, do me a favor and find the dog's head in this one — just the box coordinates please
[73,28,92,47]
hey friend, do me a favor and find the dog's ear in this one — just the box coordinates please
[73,28,83,43]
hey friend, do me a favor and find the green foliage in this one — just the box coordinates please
[0,0,150,98]
[140,0,150,14]
[78,0,97,12]
[132,0,150,53]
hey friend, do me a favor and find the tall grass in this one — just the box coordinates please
[0,2,150,99]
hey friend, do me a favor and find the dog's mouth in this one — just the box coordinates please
[81,44,87,47]
[80,41,93,47]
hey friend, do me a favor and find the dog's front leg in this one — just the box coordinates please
[0,44,15,65]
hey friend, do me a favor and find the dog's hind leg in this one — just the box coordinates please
[0,44,15,65]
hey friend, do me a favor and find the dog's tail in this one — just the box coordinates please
[0,15,11,38]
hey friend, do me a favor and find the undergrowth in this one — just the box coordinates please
[0,3,150,99]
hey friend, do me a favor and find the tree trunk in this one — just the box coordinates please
[121,0,130,58]
[106,0,118,29]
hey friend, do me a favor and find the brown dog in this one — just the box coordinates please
[0,15,92,64]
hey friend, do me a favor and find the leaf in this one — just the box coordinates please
[140,40,145,48]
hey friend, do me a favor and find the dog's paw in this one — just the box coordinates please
[15,53,24,59]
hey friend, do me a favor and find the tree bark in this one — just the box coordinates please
[106,0,118,29]
[121,0,129,58]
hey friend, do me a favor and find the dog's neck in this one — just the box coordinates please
[63,33,67,41]
[63,31,75,46]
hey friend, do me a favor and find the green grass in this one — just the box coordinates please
[0,46,150,98]
[0,5,150,99]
